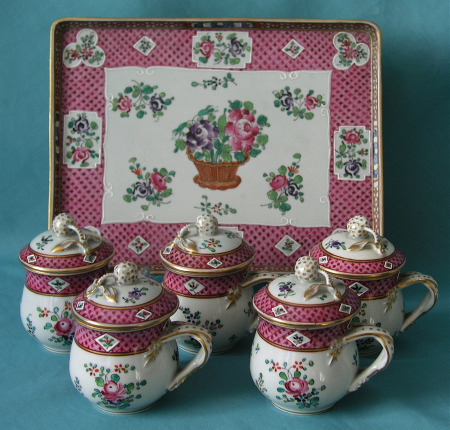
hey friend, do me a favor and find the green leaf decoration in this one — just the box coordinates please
[229,100,243,110]
[160,189,172,198]
[279,372,288,381]
[293,175,303,184]
[234,151,246,162]
[267,190,278,201]
[124,86,133,94]
[110,374,120,383]
[123,195,132,203]
[44,323,52,330]
[278,165,287,175]
[279,203,291,213]
[257,115,268,126]
[243,101,254,111]
[95,377,105,387]
[305,112,314,120]
[175,139,186,151]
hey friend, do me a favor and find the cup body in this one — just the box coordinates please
[20,268,106,352]
[170,286,256,353]
[250,319,393,414]
[69,328,178,413]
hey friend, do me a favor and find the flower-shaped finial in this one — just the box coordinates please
[52,213,76,237]
[196,214,219,236]
[295,256,320,282]
[114,262,139,285]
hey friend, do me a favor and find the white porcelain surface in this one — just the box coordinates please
[20,287,76,353]
[250,326,393,414]
[173,286,256,354]
[70,322,212,413]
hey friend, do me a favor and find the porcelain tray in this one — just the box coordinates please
[49,18,383,272]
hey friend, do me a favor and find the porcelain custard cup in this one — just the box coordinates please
[18,213,115,353]
[160,214,272,354]
[70,262,212,414]
[310,215,438,355]
[250,256,394,415]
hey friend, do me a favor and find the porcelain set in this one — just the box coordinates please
[19,212,437,414]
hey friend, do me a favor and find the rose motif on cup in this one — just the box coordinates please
[284,378,309,396]
[53,317,74,337]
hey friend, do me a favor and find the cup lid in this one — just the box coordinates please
[72,262,179,331]
[160,214,255,275]
[18,213,115,275]
[310,215,406,279]
[253,256,361,328]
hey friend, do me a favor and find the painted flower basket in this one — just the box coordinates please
[187,150,250,190]
[173,100,270,191]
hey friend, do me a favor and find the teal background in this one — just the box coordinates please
[1,1,448,429]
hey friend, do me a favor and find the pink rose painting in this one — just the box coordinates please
[123,157,175,210]
[199,40,214,58]
[101,380,128,402]
[53,317,74,338]
[225,109,260,152]
[72,147,92,164]
[284,378,310,396]
[172,100,269,190]
[64,112,101,168]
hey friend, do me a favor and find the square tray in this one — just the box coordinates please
[49,18,383,272]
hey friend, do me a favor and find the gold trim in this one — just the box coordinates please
[160,254,254,277]
[74,339,149,356]
[83,288,165,310]
[24,283,79,297]
[256,308,358,330]
[49,18,383,249]
[266,286,348,308]
[319,264,403,281]
[19,250,115,276]
[72,305,177,332]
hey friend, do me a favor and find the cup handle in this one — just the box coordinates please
[146,321,212,391]
[395,272,438,332]
[239,272,280,330]
[340,326,394,392]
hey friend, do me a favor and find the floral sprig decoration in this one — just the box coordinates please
[112,81,174,120]
[262,153,304,215]
[123,157,175,211]
[63,31,104,67]
[173,100,270,164]
[194,33,251,66]
[335,128,369,178]
[194,195,237,216]
[273,86,326,121]
[65,113,100,167]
